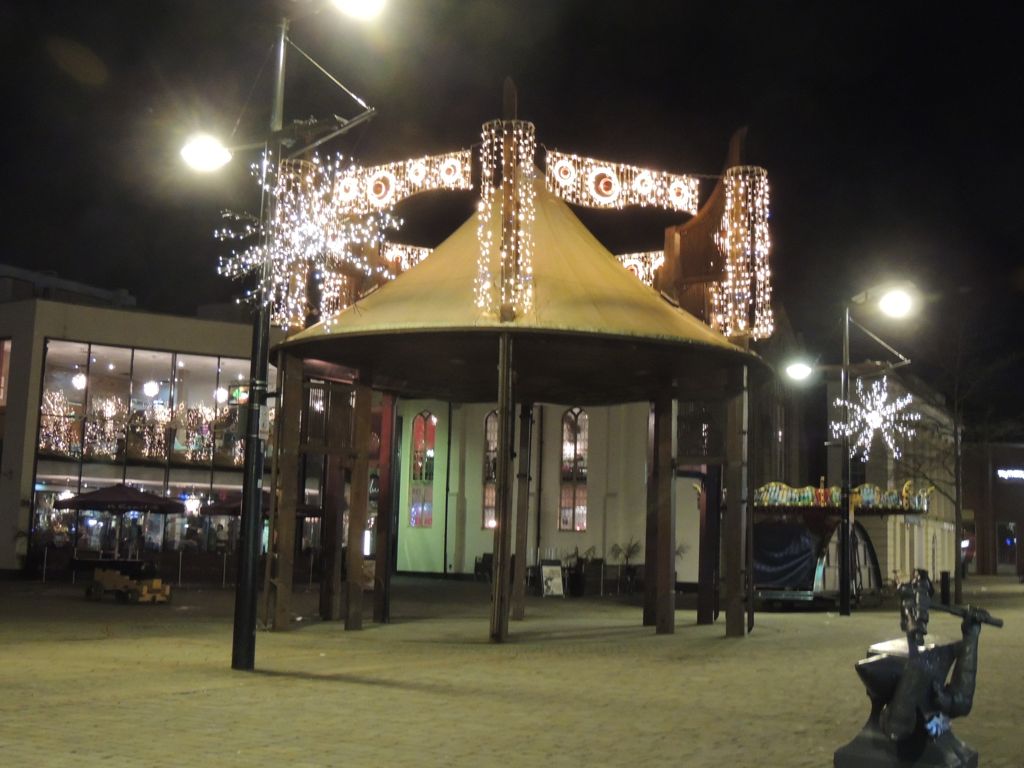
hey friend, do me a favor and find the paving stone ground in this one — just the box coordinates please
[1,575,1021,767]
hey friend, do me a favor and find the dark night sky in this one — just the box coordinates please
[3,1,1022,426]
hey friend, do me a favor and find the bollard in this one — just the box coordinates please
[940,570,951,606]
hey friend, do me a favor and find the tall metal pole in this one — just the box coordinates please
[838,305,852,616]
[231,17,288,671]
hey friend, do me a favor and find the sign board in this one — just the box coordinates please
[541,564,564,597]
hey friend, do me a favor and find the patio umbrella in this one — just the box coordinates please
[54,483,186,514]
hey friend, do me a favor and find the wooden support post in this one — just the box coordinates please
[319,455,345,620]
[345,383,372,630]
[643,403,657,626]
[489,333,514,641]
[511,402,533,621]
[320,384,352,621]
[724,366,749,638]
[697,464,722,625]
[373,394,396,624]
[270,352,303,630]
[654,391,675,634]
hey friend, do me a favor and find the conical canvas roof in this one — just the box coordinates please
[281,176,759,404]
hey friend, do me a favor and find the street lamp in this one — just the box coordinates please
[182,3,383,672]
[787,282,916,616]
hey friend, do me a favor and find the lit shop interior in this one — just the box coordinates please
[31,339,286,562]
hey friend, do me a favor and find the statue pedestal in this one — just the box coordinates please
[833,638,978,768]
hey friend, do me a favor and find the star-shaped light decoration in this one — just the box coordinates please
[831,376,920,462]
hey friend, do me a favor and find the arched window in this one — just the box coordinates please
[409,411,436,527]
[559,407,588,532]
[482,411,498,529]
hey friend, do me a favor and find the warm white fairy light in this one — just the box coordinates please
[381,243,432,273]
[476,120,536,316]
[831,376,920,462]
[335,150,473,216]
[39,389,80,457]
[711,166,774,340]
[84,396,128,459]
[218,153,401,328]
[617,251,665,286]
[545,150,699,214]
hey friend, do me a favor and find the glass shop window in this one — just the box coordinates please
[482,410,498,529]
[214,356,249,468]
[39,340,90,459]
[83,345,132,463]
[128,349,174,464]
[169,354,218,466]
[559,407,588,532]
[409,411,436,528]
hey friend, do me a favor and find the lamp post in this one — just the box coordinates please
[182,2,383,671]
[787,285,915,616]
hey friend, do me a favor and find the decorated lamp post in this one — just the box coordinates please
[181,1,384,671]
[788,284,917,615]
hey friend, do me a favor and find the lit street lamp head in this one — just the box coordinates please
[785,361,814,381]
[878,287,913,318]
[332,0,386,20]
[180,133,233,172]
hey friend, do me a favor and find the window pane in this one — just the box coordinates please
[482,411,498,528]
[0,338,11,407]
[409,412,436,527]
[84,345,131,462]
[214,356,248,468]
[39,340,89,459]
[171,354,218,465]
[558,408,588,532]
[128,349,173,463]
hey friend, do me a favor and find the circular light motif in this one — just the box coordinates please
[143,380,160,398]
[214,387,229,404]
[552,158,576,187]
[408,161,427,185]
[336,175,359,203]
[367,170,396,207]
[668,179,692,209]
[587,165,620,204]
[72,372,87,391]
[440,157,462,184]
[632,171,654,197]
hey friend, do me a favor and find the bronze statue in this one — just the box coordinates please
[834,569,1003,768]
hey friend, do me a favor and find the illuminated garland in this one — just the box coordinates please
[476,120,536,315]
[336,150,473,215]
[128,403,171,460]
[84,396,129,459]
[218,154,401,328]
[39,389,80,457]
[711,166,774,339]
[172,403,217,463]
[831,377,920,462]
[545,150,699,214]
[617,251,665,286]
[382,243,432,273]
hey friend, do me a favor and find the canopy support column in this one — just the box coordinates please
[490,333,514,641]
[511,401,533,621]
[320,383,353,621]
[725,365,750,638]
[653,390,675,634]
[697,463,722,625]
[344,383,372,630]
[266,352,302,630]
[643,403,657,627]
[373,394,396,623]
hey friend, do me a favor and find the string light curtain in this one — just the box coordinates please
[711,165,774,340]
[545,150,699,214]
[475,120,536,316]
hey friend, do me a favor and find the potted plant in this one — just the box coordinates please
[609,537,642,593]
[564,545,596,597]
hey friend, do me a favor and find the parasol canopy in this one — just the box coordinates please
[280,176,762,404]
[54,483,186,515]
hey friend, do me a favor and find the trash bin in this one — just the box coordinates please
[940,570,951,605]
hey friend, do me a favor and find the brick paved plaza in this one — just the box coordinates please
[1,576,1021,767]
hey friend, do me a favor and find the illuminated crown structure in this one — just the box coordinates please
[219,120,775,340]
